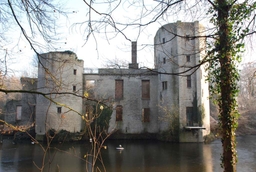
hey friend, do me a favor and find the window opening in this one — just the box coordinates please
[85,80,95,98]
[16,106,22,120]
[162,81,167,90]
[115,80,123,99]
[73,85,76,92]
[186,107,198,126]
[57,107,62,114]
[116,105,123,121]
[142,80,150,99]
[187,75,191,88]
[186,55,190,62]
[162,38,165,44]
[142,108,150,122]
[185,34,190,41]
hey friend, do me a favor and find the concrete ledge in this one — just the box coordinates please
[184,126,206,130]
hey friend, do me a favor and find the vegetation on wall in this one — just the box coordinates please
[158,105,179,142]
[90,105,112,133]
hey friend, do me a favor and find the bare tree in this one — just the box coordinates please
[76,1,256,171]
[1,0,256,171]
[238,62,256,110]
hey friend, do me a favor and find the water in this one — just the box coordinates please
[0,135,255,172]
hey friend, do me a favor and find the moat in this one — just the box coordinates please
[0,135,255,172]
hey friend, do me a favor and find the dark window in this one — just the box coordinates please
[73,85,76,92]
[116,105,123,121]
[73,69,77,75]
[185,34,190,41]
[57,107,62,114]
[187,75,191,88]
[142,80,150,99]
[142,108,150,122]
[186,107,198,126]
[115,80,123,99]
[162,81,167,90]
[162,38,165,44]
[186,55,190,62]
[163,57,166,64]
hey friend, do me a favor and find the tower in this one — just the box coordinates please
[35,51,84,140]
[154,21,210,142]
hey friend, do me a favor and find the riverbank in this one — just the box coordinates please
[210,109,256,136]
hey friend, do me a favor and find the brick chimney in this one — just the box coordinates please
[129,41,139,69]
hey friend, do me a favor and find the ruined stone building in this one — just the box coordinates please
[5,77,37,126]
[6,21,210,142]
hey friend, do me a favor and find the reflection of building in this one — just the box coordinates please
[16,21,210,142]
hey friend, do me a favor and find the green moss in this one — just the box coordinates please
[158,105,180,142]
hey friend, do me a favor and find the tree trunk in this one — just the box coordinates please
[217,1,237,171]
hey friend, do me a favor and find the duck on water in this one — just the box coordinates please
[116,145,124,150]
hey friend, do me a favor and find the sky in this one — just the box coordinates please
[9,0,161,74]
[5,0,256,76]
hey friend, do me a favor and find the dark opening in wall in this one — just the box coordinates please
[187,75,191,88]
[142,108,150,122]
[162,81,167,90]
[116,105,123,121]
[57,107,62,114]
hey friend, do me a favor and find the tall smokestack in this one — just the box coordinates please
[129,41,139,69]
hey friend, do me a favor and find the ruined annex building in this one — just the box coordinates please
[10,21,210,142]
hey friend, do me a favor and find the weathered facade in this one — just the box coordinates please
[12,21,210,142]
[154,21,210,142]
[5,77,37,126]
[35,52,84,138]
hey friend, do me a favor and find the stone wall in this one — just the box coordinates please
[35,51,84,137]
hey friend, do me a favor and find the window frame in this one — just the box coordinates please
[142,108,150,122]
[186,107,199,126]
[57,107,62,114]
[116,105,123,121]
[187,75,191,88]
[186,55,190,62]
[162,81,167,90]
[73,85,76,92]
[142,80,150,99]
[115,79,124,100]
[85,80,95,98]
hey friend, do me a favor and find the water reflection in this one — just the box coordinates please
[102,141,213,172]
[0,136,255,172]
